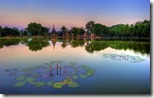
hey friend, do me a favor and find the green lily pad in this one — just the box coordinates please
[25,78,35,84]
[68,82,79,88]
[85,70,95,76]
[53,82,65,89]
[79,74,87,78]
[47,81,54,86]
[63,79,73,84]
[85,69,95,76]
[45,63,50,66]
[88,69,95,73]
[15,82,25,87]
[72,75,79,79]
[16,76,26,81]
[33,82,46,87]
[69,63,76,67]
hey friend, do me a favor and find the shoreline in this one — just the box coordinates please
[0,36,150,39]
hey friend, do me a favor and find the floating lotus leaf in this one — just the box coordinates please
[7,61,95,89]
[47,81,54,86]
[63,79,73,84]
[33,82,46,87]
[16,76,26,81]
[45,63,50,66]
[37,65,44,69]
[72,75,78,79]
[102,54,145,63]
[58,61,63,64]
[87,69,95,73]
[68,82,79,88]
[22,67,35,73]
[85,71,94,76]
[25,78,35,84]
[79,74,87,78]
[15,82,25,87]
[50,61,55,64]
[69,63,76,67]
[53,82,65,89]
[80,65,89,70]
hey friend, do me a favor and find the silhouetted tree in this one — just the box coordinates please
[71,27,80,37]
[26,22,49,36]
[86,21,95,34]
[61,26,67,36]
[0,26,2,37]
[93,24,109,37]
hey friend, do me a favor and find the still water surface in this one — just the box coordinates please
[0,38,150,94]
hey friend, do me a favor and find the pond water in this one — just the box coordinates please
[0,38,150,94]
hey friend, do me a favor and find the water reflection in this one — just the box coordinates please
[102,53,146,63]
[0,38,150,54]
[0,38,20,48]
[85,41,150,54]
[4,61,95,89]
[27,38,49,51]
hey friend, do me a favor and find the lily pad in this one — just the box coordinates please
[69,63,76,67]
[25,78,35,84]
[53,82,65,89]
[87,69,95,73]
[102,53,145,63]
[47,81,54,86]
[86,71,94,76]
[15,82,25,87]
[68,82,79,88]
[79,74,87,78]
[45,63,51,66]
[63,79,73,84]
[33,82,46,87]
[16,76,26,81]
[72,75,79,79]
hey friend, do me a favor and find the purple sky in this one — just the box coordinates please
[0,0,150,30]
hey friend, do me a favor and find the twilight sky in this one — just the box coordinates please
[0,0,150,30]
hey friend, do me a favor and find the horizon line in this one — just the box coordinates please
[0,19,150,31]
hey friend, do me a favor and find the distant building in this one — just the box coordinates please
[50,25,57,37]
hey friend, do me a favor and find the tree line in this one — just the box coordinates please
[0,20,150,38]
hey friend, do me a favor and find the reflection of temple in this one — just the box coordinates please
[51,25,57,37]
[65,32,69,37]
[90,33,95,37]
[50,64,62,76]
[51,38,57,49]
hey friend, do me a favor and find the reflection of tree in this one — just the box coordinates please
[0,38,150,54]
[18,38,29,45]
[71,40,85,48]
[0,39,3,48]
[85,41,150,54]
[85,41,108,53]
[61,38,69,48]
[0,38,20,48]
[27,38,49,51]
